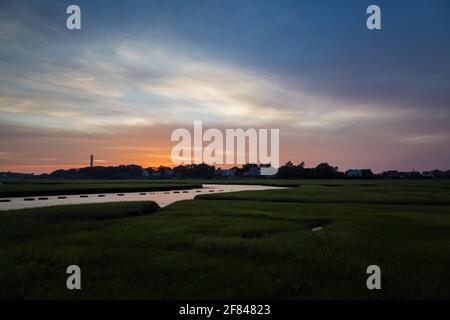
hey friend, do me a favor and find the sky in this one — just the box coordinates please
[0,0,449,173]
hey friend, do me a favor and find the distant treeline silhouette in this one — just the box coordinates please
[276,161,344,179]
[1,162,450,180]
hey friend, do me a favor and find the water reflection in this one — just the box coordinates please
[0,184,284,211]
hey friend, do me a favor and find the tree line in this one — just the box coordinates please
[1,162,450,179]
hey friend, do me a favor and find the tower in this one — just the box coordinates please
[90,154,94,167]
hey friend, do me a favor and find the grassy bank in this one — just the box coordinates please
[2,178,448,198]
[1,180,450,299]
[0,180,202,197]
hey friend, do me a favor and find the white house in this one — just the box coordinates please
[346,169,363,177]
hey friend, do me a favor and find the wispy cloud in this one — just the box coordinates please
[0,0,449,173]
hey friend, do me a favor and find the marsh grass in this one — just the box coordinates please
[0,180,450,299]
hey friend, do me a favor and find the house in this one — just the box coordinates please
[346,169,362,177]
[398,171,422,179]
[259,164,278,176]
[384,170,399,178]
[422,169,446,179]
[346,169,373,178]
[242,165,260,177]
[221,168,237,177]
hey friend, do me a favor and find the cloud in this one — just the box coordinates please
[0,152,14,160]
[0,0,449,173]
[397,134,450,146]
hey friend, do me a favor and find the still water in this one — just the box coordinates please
[0,184,284,211]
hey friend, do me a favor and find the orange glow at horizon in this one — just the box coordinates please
[1,122,448,174]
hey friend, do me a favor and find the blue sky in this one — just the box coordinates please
[0,0,449,172]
